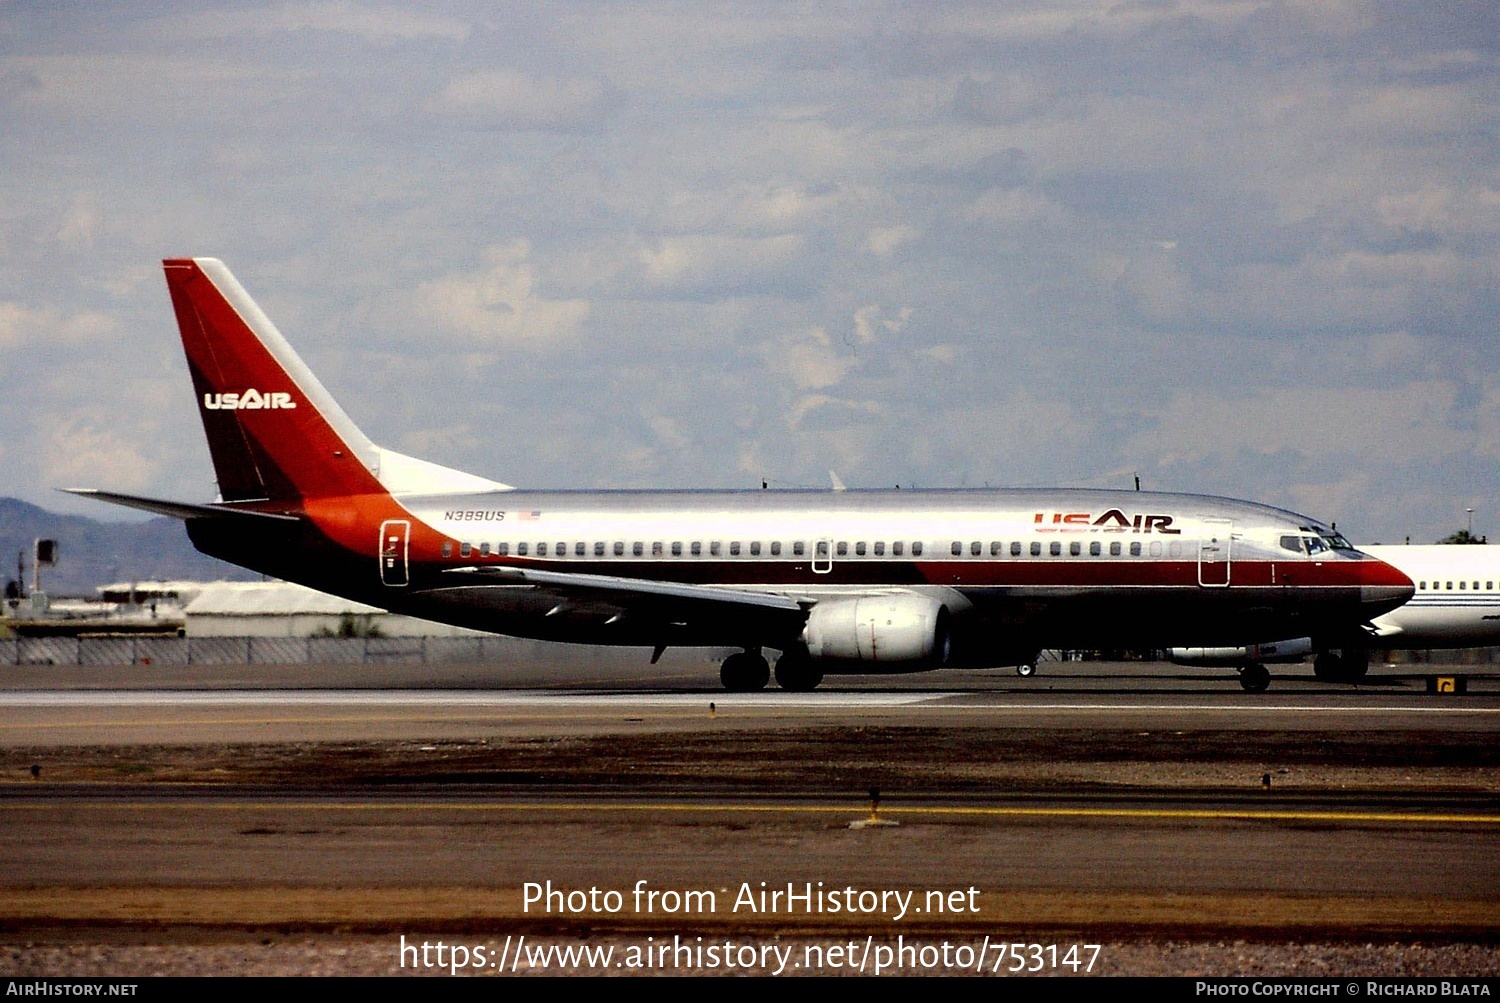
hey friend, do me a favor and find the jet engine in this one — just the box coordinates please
[803,593,950,665]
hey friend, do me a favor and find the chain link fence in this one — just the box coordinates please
[0,635,533,666]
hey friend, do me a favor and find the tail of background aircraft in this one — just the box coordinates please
[163,258,509,505]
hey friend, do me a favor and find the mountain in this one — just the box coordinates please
[0,497,259,597]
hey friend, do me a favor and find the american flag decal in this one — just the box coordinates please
[517,510,541,520]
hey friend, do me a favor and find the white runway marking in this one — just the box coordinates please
[0,690,940,708]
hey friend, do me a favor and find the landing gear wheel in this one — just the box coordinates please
[1313,651,1343,682]
[1016,663,1037,678]
[1315,649,1370,683]
[720,651,770,692]
[773,648,823,692]
[1239,662,1271,693]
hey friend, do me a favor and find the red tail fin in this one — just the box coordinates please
[164,258,385,503]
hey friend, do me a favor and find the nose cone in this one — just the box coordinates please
[1357,552,1415,617]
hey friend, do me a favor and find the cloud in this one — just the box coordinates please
[39,413,160,492]
[433,71,614,130]
[163,3,470,45]
[636,234,807,299]
[1132,383,1466,469]
[863,225,918,259]
[413,242,590,348]
[0,302,114,349]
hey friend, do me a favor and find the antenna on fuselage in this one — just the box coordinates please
[1134,473,1141,492]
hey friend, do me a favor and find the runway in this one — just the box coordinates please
[2,660,1497,975]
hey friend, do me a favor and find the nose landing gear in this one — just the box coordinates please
[1238,662,1271,693]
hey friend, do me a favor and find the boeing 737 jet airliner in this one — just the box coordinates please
[71,258,1413,692]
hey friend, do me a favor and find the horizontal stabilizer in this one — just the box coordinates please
[62,489,302,523]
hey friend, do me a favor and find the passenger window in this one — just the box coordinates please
[710,542,721,556]
[1050,542,1061,557]
[837,542,848,557]
[671,542,683,556]
[613,542,624,556]
[517,543,528,556]
[750,542,762,556]
[497,542,509,557]
[951,541,962,556]
[633,542,644,557]
[652,542,664,556]
[912,542,924,557]
[1150,542,1163,557]
[690,542,702,556]
[771,541,782,556]
[537,543,548,557]
[874,542,885,556]
[1130,542,1141,557]
[1090,542,1101,556]
[1447,581,1453,590]
[442,541,453,558]
[1069,541,1081,556]
[970,541,982,556]
[459,542,471,558]
[730,542,742,556]
[856,542,866,556]
[1109,542,1121,556]
[480,543,491,556]
[594,542,605,556]
[556,542,566,556]
[1011,542,1022,557]
[793,541,805,557]
[1030,542,1041,556]
[893,542,904,557]
[1419,581,1426,590]
[574,542,586,557]
[1169,541,1182,558]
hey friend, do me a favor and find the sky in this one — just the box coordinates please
[1,1,1496,545]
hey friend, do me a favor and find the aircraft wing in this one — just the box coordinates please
[447,565,804,609]
[443,565,810,642]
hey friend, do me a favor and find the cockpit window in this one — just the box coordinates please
[1321,531,1354,551]
[1280,535,1303,554]
[1303,535,1328,555]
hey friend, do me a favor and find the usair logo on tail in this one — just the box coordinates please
[203,390,297,410]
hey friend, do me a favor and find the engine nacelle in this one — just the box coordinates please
[803,594,950,664]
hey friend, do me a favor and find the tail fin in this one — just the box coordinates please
[165,258,509,503]
[165,258,384,502]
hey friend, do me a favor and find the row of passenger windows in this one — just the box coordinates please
[1418,581,1494,591]
[441,539,1157,559]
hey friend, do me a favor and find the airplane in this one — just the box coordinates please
[68,258,1415,693]
[1168,544,1500,682]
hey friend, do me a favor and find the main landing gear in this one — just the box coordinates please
[719,647,825,691]
[772,645,824,692]
[720,650,770,691]
[1238,662,1271,693]
[1313,649,1370,684]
